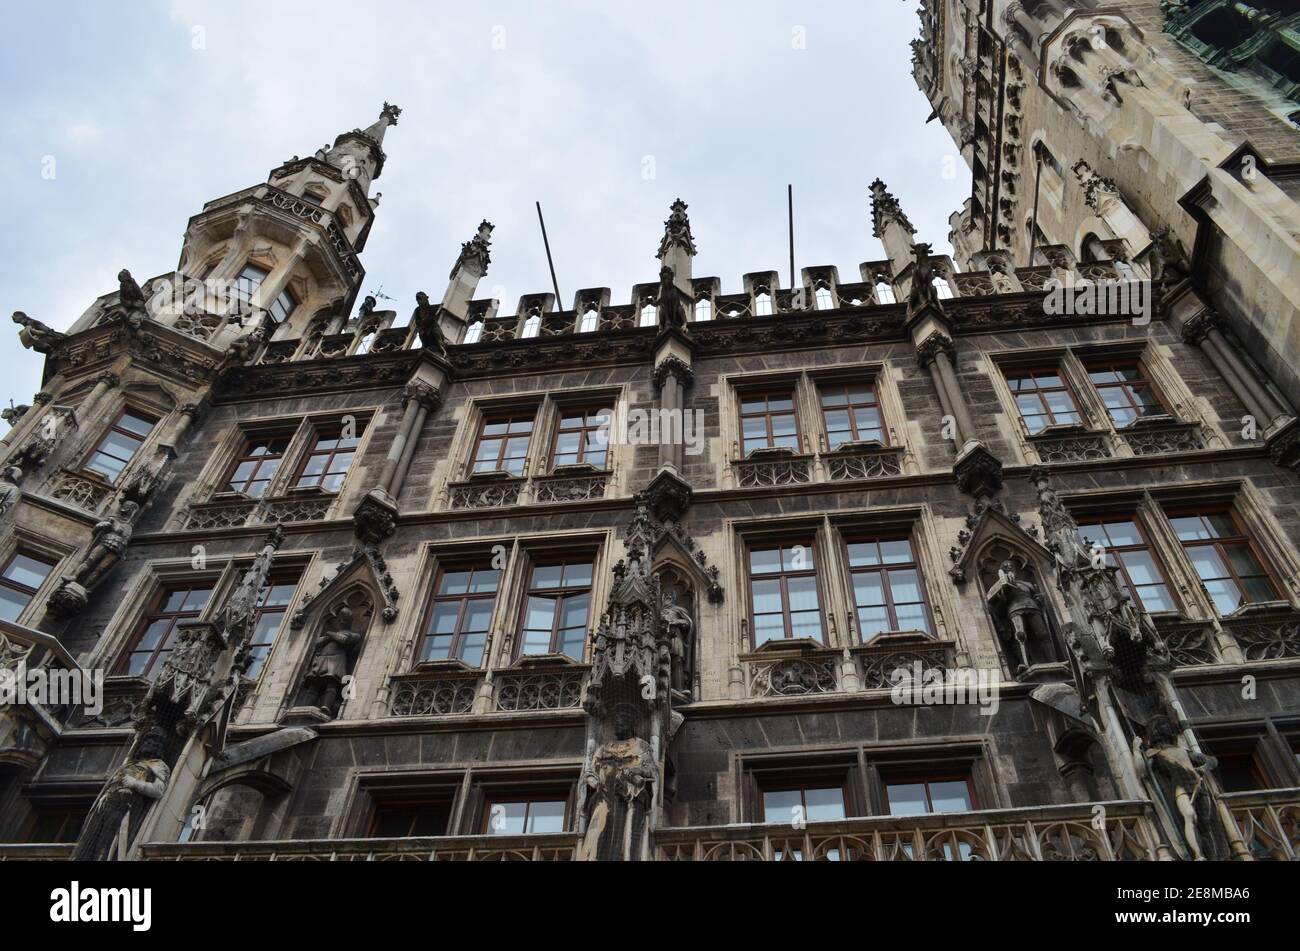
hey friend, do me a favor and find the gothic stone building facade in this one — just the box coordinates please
[2,3,1300,862]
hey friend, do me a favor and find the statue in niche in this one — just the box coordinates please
[660,586,695,698]
[72,726,170,861]
[987,559,1058,673]
[299,605,362,718]
[70,500,139,591]
[1132,715,1217,861]
[577,703,657,862]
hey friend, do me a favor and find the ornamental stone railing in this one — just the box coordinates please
[448,475,524,510]
[1221,612,1300,662]
[494,664,588,712]
[46,469,114,513]
[1120,420,1204,456]
[1225,788,1300,861]
[137,833,581,862]
[1029,430,1111,464]
[825,444,905,482]
[857,637,955,691]
[1153,618,1219,667]
[388,670,481,717]
[183,493,334,530]
[746,651,838,698]
[531,470,610,504]
[733,452,813,488]
[654,800,1162,861]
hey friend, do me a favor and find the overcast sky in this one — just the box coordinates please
[0,0,969,426]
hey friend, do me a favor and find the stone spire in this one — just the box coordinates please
[870,178,917,277]
[450,220,494,282]
[325,102,402,192]
[657,199,696,295]
[436,220,494,332]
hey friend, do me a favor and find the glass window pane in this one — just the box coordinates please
[118,413,155,437]
[4,554,53,589]
[846,542,880,567]
[753,614,785,645]
[440,571,472,595]
[789,611,822,640]
[488,802,527,835]
[0,588,29,622]
[427,602,459,635]
[749,549,782,575]
[526,800,566,834]
[886,783,928,816]
[852,571,885,607]
[532,565,563,588]
[929,781,973,813]
[468,568,501,593]
[804,787,846,821]
[762,789,800,822]
[562,562,593,588]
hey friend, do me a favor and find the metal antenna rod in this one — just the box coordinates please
[536,201,563,305]
[787,184,796,292]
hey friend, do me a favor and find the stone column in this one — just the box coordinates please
[388,382,440,499]
[1183,310,1290,427]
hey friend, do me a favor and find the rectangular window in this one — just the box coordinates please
[845,537,932,640]
[85,409,156,482]
[294,424,362,493]
[419,564,500,667]
[0,551,56,623]
[884,775,976,816]
[27,806,88,844]
[739,391,800,456]
[1213,752,1269,793]
[748,542,823,646]
[1078,518,1177,614]
[519,559,592,660]
[760,784,847,824]
[233,263,269,315]
[1086,361,1164,427]
[483,795,568,835]
[245,574,300,678]
[1168,511,1280,615]
[369,799,453,838]
[117,583,214,678]
[472,414,534,477]
[820,382,884,449]
[1004,368,1081,435]
[224,434,291,498]
[552,408,610,470]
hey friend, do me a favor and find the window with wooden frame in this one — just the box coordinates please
[245,572,301,679]
[1003,367,1082,435]
[882,773,976,817]
[25,805,88,844]
[116,582,215,678]
[0,551,57,623]
[819,382,885,450]
[739,390,800,457]
[84,408,157,483]
[1166,510,1281,615]
[368,799,454,838]
[293,422,364,493]
[1212,751,1270,793]
[760,780,849,824]
[1078,517,1178,614]
[471,412,535,477]
[1085,360,1165,427]
[747,541,824,646]
[482,792,570,835]
[222,433,292,498]
[551,407,611,470]
[518,558,593,660]
[418,563,501,667]
[844,536,933,640]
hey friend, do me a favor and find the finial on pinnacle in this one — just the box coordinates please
[381,102,402,125]
[657,197,697,259]
[869,178,915,239]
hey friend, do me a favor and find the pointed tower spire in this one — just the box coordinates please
[657,198,697,295]
[870,178,918,277]
[326,102,402,193]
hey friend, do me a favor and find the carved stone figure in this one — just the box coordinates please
[71,726,171,861]
[117,269,148,329]
[1,403,30,427]
[1147,226,1189,285]
[357,295,377,321]
[656,266,688,331]
[413,291,446,354]
[1133,716,1216,861]
[909,242,942,313]
[989,560,1048,673]
[12,311,65,353]
[577,704,658,861]
[660,588,694,696]
[299,605,361,717]
[0,465,21,518]
[78,501,138,590]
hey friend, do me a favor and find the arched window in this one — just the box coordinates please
[639,302,658,328]
[814,286,833,310]
[694,298,712,322]
[354,330,375,355]
[580,306,599,333]
[463,321,484,344]
[754,291,773,316]
[932,277,953,300]
[875,280,896,305]
[522,313,541,338]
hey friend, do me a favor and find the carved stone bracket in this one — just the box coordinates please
[652,355,694,393]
